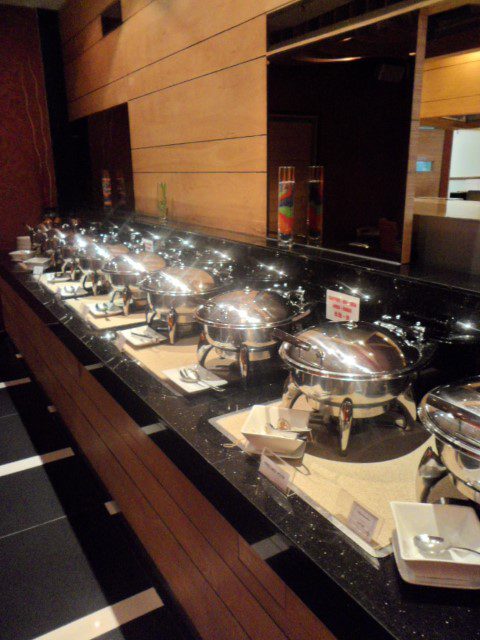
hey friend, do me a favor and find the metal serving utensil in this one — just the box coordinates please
[414,534,480,557]
[179,367,225,392]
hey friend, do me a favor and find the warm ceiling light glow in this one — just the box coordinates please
[296,55,362,63]
[409,52,416,56]
[341,36,353,42]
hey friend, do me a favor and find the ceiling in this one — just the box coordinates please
[0,0,65,9]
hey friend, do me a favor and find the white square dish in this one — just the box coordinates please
[241,405,308,458]
[391,502,480,582]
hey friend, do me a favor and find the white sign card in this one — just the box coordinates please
[143,239,155,253]
[347,501,379,543]
[326,289,360,322]
[33,266,44,276]
[259,451,293,495]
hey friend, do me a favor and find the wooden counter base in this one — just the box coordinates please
[0,275,335,640]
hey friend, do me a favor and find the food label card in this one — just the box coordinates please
[326,289,360,322]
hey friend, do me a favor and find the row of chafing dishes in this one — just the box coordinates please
[25,220,480,503]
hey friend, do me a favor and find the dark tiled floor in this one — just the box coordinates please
[0,334,196,640]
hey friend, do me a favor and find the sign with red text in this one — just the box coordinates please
[326,289,360,322]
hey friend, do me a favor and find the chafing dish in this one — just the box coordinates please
[77,241,112,295]
[195,286,312,379]
[141,265,233,343]
[101,253,167,315]
[418,379,480,503]
[278,321,435,453]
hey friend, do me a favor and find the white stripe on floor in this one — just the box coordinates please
[33,587,163,640]
[251,534,291,561]
[104,500,120,516]
[47,405,57,413]
[0,448,75,478]
[0,377,31,389]
[142,422,167,436]
[84,363,103,371]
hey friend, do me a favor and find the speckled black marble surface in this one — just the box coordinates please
[2,224,480,640]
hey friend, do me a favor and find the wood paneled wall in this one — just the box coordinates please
[60,0,293,236]
[421,49,480,118]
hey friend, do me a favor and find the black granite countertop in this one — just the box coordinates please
[2,229,480,640]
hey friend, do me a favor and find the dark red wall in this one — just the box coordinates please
[0,6,56,251]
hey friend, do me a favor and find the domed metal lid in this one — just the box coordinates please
[102,255,148,275]
[77,240,111,260]
[195,287,293,328]
[279,321,430,380]
[141,266,218,295]
[419,379,480,458]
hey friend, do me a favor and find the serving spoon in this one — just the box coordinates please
[414,534,480,557]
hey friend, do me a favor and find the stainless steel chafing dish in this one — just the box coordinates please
[101,253,167,315]
[418,379,480,503]
[195,286,312,379]
[278,321,435,453]
[141,265,233,343]
[77,240,112,295]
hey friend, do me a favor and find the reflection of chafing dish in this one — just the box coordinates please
[77,241,112,295]
[195,286,312,380]
[101,254,166,315]
[141,265,234,343]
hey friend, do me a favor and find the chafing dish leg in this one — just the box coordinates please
[281,376,303,408]
[239,345,249,380]
[416,446,448,503]
[197,332,213,367]
[81,273,93,294]
[167,308,178,344]
[339,398,353,453]
[393,386,417,430]
[146,309,156,326]
[122,287,132,316]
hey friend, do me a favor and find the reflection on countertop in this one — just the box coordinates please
[414,197,480,220]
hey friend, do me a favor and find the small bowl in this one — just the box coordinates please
[241,405,308,458]
[391,502,480,582]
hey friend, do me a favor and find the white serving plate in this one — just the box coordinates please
[116,326,166,348]
[391,502,480,582]
[24,256,51,266]
[241,405,308,458]
[162,366,227,394]
[9,250,35,262]
[392,532,480,589]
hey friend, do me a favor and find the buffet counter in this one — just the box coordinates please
[1,221,480,640]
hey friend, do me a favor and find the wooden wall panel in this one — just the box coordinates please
[421,50,480,118]
[69,16,266,121]
[60,0,298,236]
[133,172,267,236]
[62,18,103,63]
[132,137,267,173]
[128,60,266,149]
[60,0,112,43]
[64,0,271,101]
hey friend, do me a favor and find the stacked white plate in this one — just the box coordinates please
[17,235,31,250]
[391,502,480,589]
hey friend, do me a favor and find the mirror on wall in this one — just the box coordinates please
[267,11,420,262]
[414,2,480,222]
[65,103,135,215]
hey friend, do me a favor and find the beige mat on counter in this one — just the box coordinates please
[121,336,199,384]
[65,295,146,330]
[210,404,434,557]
